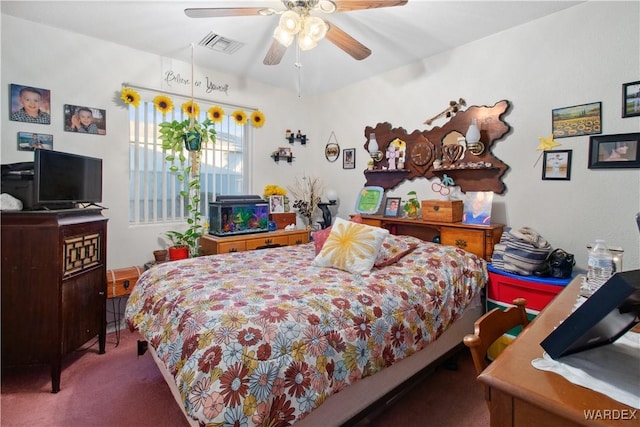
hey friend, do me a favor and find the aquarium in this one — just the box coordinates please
[209,195,270,237]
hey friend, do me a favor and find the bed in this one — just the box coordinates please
[125,225,487,427]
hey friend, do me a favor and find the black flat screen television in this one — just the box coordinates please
[34,149,103,209]
[540,269,640,359]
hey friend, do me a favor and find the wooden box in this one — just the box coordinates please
[106,266,143,298]
[421,200,463,223]
[269,213,296,230]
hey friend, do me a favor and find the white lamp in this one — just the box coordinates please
[368,133,383,161]
[272,11,329,51]
[326,189,338,203]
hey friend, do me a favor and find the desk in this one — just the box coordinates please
[359,215,503,261]
[478,276,637,426]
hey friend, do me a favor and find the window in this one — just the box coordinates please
[128,89,250,225]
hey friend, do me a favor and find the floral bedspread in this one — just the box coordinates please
[125,238,486,427]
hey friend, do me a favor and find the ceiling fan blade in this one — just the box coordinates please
[325,22,371,60]
[263,40,288,65]
[332,0,407,13]
[185,8,266,18]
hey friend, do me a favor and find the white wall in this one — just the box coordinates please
[2,1,639,271]
[309,1,640,270]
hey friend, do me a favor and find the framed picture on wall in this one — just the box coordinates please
[622,80,640,118]
[588,133,640,169]
[17,132,53,151]
[542,150,572,180]
[64,104,107,135]
[343,148,355,169]
[551,102,601,139]
[9,84,51,124]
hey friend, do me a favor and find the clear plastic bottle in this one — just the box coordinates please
[586,239,615,293]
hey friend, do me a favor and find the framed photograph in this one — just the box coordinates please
[325,142,340,162]
[588,133,640,169]
[542,150,572,180]
[9,84,51,124]
[552,101,601,139]
[269,195,285,213]
[343,148,355,169]
[64,104,106,135]
[622,80,640,118]
[383,197,401,217]
[278,146,292,157]
[17,132,53,151]
[462,191,493,225]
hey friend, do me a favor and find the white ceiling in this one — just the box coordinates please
[2,1,583,95]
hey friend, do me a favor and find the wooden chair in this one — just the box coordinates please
[463,298,529,403]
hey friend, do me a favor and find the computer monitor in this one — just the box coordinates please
[540,269,640,359]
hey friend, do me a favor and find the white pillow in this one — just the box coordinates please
[313,217,389,274]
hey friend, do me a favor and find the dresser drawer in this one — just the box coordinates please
[288,232,309,245]
[441,228,484,257]
[246,235,289,250]
[218,241,246,253]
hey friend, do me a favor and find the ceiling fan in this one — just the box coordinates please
[185,1,408,65]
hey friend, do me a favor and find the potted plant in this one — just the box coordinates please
[164,230,199,260]
[159,116,216,259]
[403,190,421,218]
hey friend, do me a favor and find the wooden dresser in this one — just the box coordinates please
[200,228,309,255]
[479,276,637,426]
[1,209,108,393]
[359,215,503,261]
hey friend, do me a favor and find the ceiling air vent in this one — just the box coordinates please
[199,32,244,54]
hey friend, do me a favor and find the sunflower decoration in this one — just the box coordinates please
[232,109,248,126]
[208,106,225,123]
[153,95,174,115]
[120,87,141,108]
[250,110,266,128]
[182,100,200,119]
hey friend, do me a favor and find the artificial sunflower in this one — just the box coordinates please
[250,110,266,128]
[208,106,225,123]
[232,109,248,126]
[182,100,200,119]
[120,87,141,108]
[153,95,174,115]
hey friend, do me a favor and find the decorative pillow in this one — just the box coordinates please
[313,217,389,274]
[311,216,365,255]
[374,234,420,268]
[311,226,332,255]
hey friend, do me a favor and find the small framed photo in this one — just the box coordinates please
[622,81,640,118]
[10,84,51,124]
[588,133,640,169]
[383,197,401,217]
[325,142,340,162]
[462,191,494,226]
[269,195,285,213]
[17,132,53,151]
[343,148,355,169]
[64,104,106,135]
[552,102,601,139]
[278,146,292,157]
[542,150,572,180]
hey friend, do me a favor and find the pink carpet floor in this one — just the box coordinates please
[1,330,488,426]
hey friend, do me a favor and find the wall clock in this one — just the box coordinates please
[411,141,433,166]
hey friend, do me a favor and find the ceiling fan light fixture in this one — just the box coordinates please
[279,11,301,34]
[318,0,337,13]
[305,16,328,41]
[274,26,295,47]
[298,33,317,51]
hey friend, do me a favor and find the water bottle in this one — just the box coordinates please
[586,239,615,293]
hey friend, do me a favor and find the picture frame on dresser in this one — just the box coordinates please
[383,197,401,217]
[588,133,640,169]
